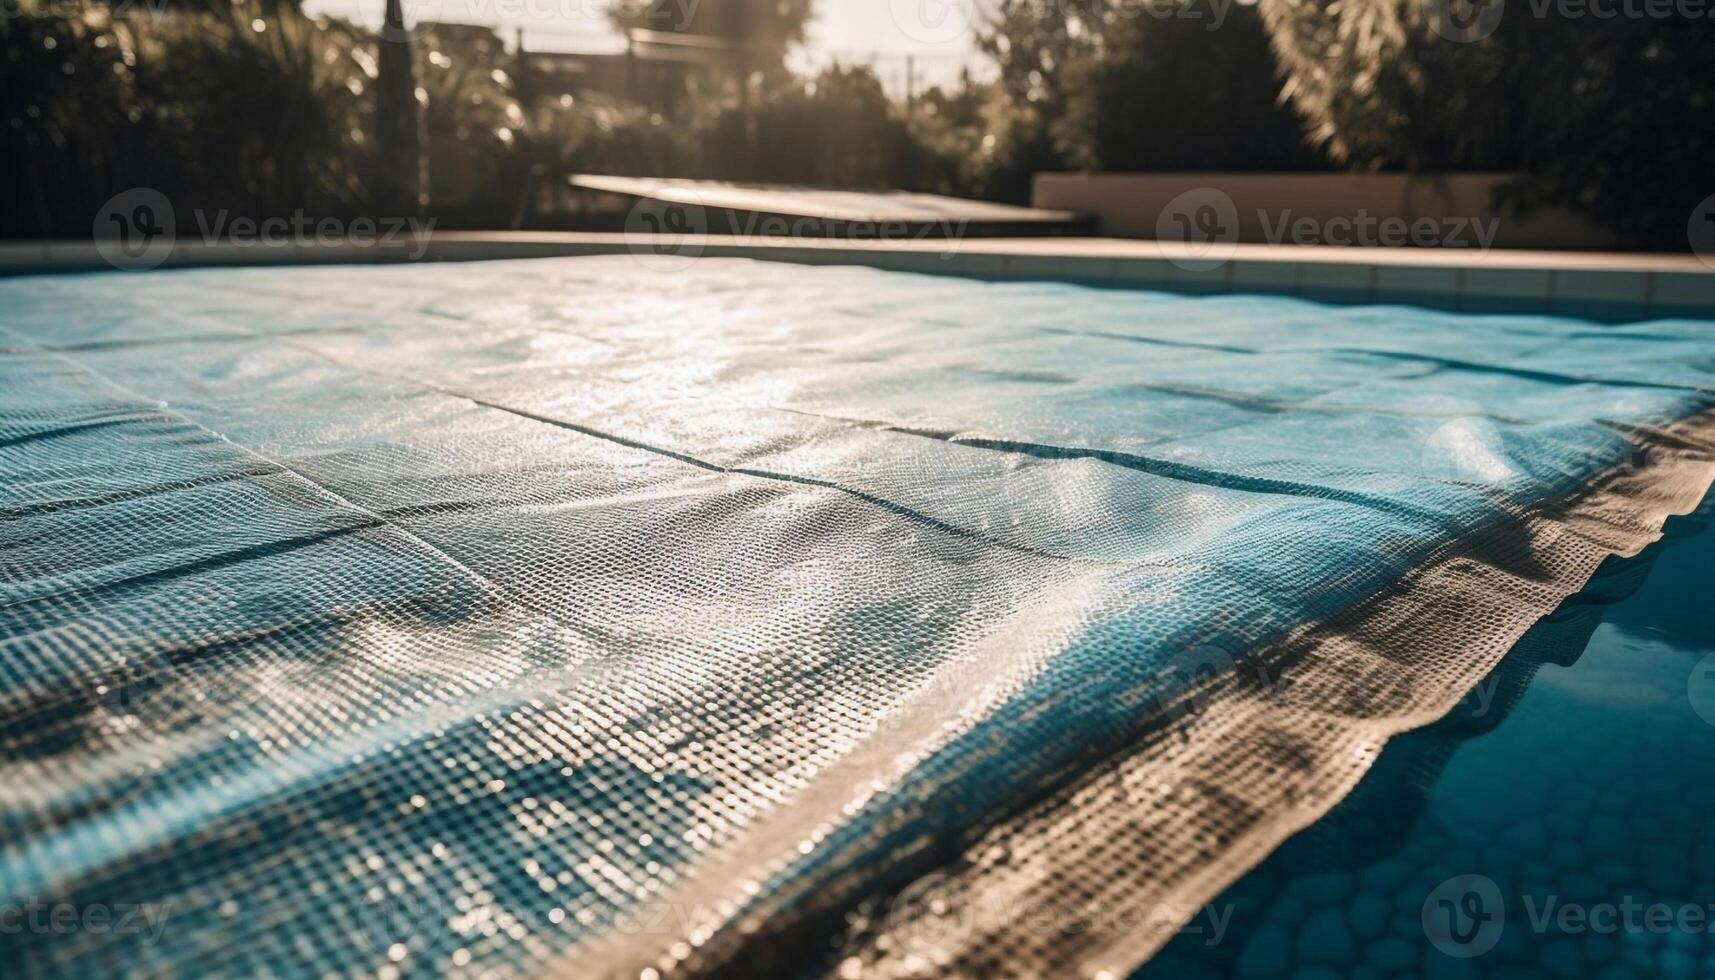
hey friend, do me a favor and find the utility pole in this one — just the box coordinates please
[625,29,638,105]
[514,27,533,107]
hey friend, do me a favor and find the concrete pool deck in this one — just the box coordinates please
[4,232,1714,321]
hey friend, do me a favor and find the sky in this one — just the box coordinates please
[797,2,980,90]
[299,0,982,93]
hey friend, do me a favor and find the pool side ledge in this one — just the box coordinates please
[4,233,1715,321]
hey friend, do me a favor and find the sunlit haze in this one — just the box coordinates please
[298,0,980,91]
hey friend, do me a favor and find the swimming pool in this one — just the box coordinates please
[2,257,1711,978]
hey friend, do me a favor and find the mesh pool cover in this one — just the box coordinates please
[2,257,1713,979]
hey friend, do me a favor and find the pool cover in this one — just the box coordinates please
[2,257,1713,978]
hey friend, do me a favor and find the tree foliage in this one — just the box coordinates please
[963,0,1327,197]
[609,0,814,77]
[1068,2,1328,172]
[701,65,921,186]
[2,0,370,236]
[5,0,1706,247]
[1260,0,1715,246]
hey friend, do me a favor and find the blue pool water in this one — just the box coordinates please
[1138,496,1715,980]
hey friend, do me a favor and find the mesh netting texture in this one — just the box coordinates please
[2,257,1713,979]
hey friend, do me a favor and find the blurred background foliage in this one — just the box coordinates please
[1,0,1710,247]
[1263,0,1715,248]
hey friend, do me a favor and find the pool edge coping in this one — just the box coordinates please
[4,234,1714,321]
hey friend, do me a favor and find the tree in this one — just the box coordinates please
[1260,0,1715,247]
[1067,2,1327,172]
[967,0,1324,197]
[973,0,1114,112]
[608,0,814,80]
[374,0,423,212]
[957,0,1119,200]
[1,0,371,237]
[699,65,918,187]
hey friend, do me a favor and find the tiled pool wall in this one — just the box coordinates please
[847,251,1715,322]
[5,235,1715,322]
